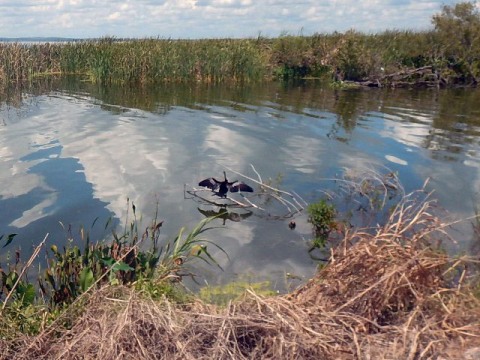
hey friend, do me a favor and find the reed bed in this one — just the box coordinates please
[0,38,268,86]
[1,2,479,88]
[2,191,479,359]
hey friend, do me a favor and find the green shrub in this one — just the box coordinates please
[432,1,480,84]
[307,200,336,239]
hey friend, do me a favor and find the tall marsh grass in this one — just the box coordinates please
[0,2,478,86]
[0,38,268,86]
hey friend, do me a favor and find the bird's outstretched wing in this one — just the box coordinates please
[198,177,219,190]
[229,182,254,193]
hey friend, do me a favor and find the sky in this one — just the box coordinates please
[0,0,476,39]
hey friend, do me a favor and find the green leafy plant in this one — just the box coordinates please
[1,234,43,309]
[1,269,35,307]
[1,233,17,248]
[307,199,337,251]
[0,300,52,338]
[153,216,227,283]
[307,200,336,236]
[0,207,226,340]
[36,202,225,307]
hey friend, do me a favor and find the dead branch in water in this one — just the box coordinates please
[185,165,306,219]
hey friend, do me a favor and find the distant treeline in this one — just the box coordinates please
[0,2,478,88]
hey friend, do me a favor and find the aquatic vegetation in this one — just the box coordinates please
[0,234,45,311]
[37,207,224,307]
[0,201,225,343]
[199,279,275,306]
[305,168,407,258]
[307,199,336,238]
[0,2,479,87]
[0,233,17,249]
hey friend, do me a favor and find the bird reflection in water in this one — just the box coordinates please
[198,207,252,225]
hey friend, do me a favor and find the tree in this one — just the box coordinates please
[432,1,480,84]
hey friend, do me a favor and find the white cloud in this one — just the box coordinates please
[0,0,462,38]
[283,135,324,174]
[203,122,253,169]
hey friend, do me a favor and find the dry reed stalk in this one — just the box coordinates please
[1,233,48,310]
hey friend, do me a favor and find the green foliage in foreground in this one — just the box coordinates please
[0,2,478,87]
[0,203,224,338]
[307,199,337,249]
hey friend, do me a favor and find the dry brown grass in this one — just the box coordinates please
[2,192,479,359]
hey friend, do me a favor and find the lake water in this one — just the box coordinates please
[1,79,479,291]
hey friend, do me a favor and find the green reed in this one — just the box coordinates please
[58,37,268,84]
[0,200,225,340]
[0,2,478,86]
[0,33,434,85]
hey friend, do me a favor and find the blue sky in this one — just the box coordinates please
[0,0,474,39]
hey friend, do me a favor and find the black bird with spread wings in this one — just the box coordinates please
[198,171,254,198]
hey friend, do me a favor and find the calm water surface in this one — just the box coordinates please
[1,80,479,291]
